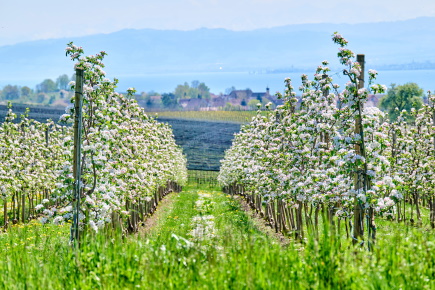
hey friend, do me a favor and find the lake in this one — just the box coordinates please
[115,69,435,95]
[1,69,434,95]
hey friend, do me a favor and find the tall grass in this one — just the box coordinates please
[0,186,434,289]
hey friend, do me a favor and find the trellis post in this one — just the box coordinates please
[353,54,366,244]
[71,68,84,245]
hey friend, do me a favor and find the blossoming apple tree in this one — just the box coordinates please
[219,33,403,245]
[36,43,187,233]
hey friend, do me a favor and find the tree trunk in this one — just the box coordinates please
[296,201,304,241]
[3,199,7,229]
[414,190,421,223]
[16,193,21,222]
[12,193,16,221]
[21,193,25,223]
[368,207,377,251]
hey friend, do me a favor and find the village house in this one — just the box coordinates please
[228,87,271,100]
[179,98,210,110]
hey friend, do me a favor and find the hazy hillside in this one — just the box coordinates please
[1,17,434,88]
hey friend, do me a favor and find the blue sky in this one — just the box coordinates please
[1,0,435,46]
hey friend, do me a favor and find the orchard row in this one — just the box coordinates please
[219,33,435,244]
[0,44,188,234]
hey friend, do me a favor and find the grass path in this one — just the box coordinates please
[139,185,291,289]
[1,185,435,289]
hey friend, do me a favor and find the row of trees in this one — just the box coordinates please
[0,74,73,104]
[0,44,188,236]
[218,33,432,246]
[138,80,211,109]
[141,79,425,113]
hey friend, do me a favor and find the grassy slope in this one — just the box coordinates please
[0,185,434,289]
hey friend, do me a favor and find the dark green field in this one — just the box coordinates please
[158,118,241,170]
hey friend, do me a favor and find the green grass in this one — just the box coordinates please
[1,185,435,289]
[154,110,267,124]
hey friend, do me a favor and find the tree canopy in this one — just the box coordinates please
[0,73,74,105]
[56,74,70,90]
[174,80,210,100]
[1,85,20,100]
[36,79,57,93]
[379,83,424,121]
[162,93,179,109]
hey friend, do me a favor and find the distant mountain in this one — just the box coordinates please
[1,17,435,88]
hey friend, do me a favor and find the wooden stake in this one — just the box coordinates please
[3,199,7,229]
[353,54,365,244]
[431,99,435,228]
[21,192,25,222]
[71,68,84,245]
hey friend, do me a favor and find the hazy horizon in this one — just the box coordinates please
[1,16,433,47]
[1,0,435,46]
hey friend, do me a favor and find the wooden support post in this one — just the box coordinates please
[353,54,367,245]
[12,193,15,221]
[3,199,7,229]
[16,193,20,222]
[430,96,435,228]
[296,201,304,240]
[45,126,49,147]
[71,68,84,245]
[21,193,25,222]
